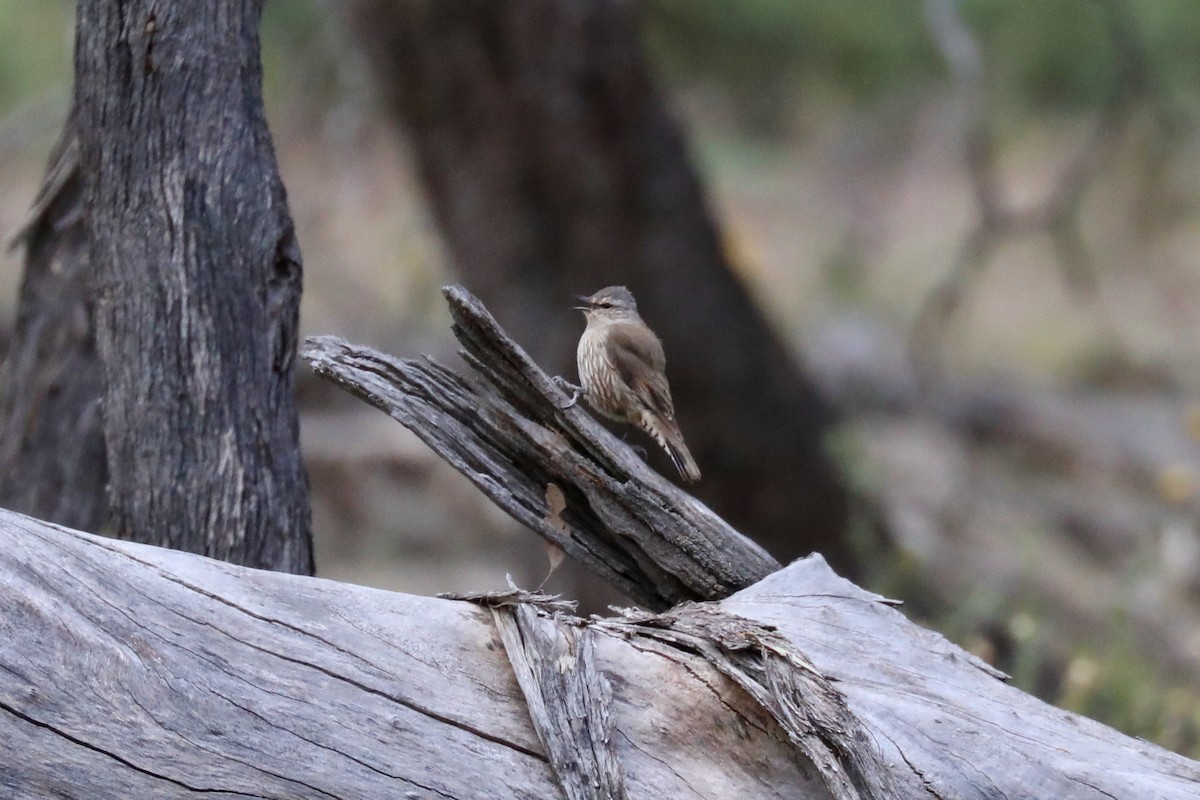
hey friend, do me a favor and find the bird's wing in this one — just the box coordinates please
[606,323,676,419]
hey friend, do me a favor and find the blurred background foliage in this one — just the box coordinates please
[646,0,1200,121]
[2,0,1200,759]
[4,0,1200,111]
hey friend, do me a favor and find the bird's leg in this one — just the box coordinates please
[618,429,648,460]
[552,376,584,409]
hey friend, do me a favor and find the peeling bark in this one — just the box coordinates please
[493,603,625,800]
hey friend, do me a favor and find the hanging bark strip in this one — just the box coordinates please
[452,585,895,800]
[449,589,626,800]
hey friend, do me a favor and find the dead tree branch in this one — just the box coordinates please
[302,285,780,610]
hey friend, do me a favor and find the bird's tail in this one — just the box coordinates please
[641,412,701,482]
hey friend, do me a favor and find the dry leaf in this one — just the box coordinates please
[541,483,570,585]
[544,482,568,533]
[544,541,566,575]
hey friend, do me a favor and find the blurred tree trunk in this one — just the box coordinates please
[347,0,857,571]
[0,114,107,533]
[73,0,313,573]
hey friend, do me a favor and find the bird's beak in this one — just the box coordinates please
[573,295,592,311]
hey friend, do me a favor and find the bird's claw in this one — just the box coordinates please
[552,376,583,410]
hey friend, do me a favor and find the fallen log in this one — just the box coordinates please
[3,510,1198,798]
[0,510,822,799]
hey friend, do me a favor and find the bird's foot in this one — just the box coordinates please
[552,376,583,409]
[618,432,648,460]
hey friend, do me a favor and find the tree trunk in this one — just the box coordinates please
[0,113,107,533]
[74,0,312,573]
[346,0,856,573]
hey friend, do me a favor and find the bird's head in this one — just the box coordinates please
[574,286,639,322]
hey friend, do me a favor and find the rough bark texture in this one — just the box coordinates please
[347,0,856,573]
[0,114,107,533]
[3,509,1198,799]
[75,0,312,572]
[303,286,780,610]
[489,601,626,800]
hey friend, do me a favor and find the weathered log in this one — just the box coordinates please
[2,509,1198,799]
[302,286,780,610]
[0,509,823,799]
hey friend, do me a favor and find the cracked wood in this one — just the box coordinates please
[493,604,625,800]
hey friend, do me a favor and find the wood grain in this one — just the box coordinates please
[0,510,824,799]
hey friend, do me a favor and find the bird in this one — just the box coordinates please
[566,286,701,482]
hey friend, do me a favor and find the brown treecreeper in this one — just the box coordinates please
[560,286,701,482]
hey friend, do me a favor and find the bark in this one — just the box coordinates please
[0,113,107,532]
[488,601,626,800]
[346,0,856,573]
[74,0,312,572]
[3,508,1197,799]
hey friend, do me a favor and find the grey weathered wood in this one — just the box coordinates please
[719,560,1200,799]
[602,604,898,800]
[455,589,882,799]
[75,0,312,572]
[2,510,1197,798]
[302,286,780,610]
[0,509,828,800]
[492,604,625,800]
